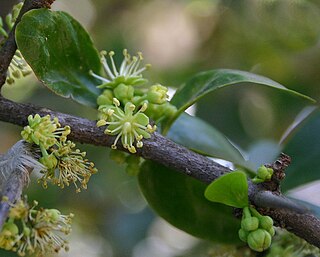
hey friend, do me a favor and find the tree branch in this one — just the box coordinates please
[0,95,320,248]
[0,140,44,228]
[0,0,55,88]
[0,0,319,249]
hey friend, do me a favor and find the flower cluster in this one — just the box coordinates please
[252,165,274,183]
[0,198,73,257]
[0,2,32,85]
[238,206,275,252]
[91,50,177,153]
[21,114,97,192]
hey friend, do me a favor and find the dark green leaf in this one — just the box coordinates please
[138,161,241,244]
[204,171,248,208]
[282,108,320,191]
[163,69,315,132]
[16,9,102,107]
[167,113,246,165]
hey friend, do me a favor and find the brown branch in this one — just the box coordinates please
[0,0,55,88]
[0,96,320,248]
[0,0,55,231]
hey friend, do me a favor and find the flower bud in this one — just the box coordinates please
[247,229,272,252]
[2,222,19,236]
[267,227,275,237]
[238,228,249,242]
[146,84,168,104]
[47,209,61,222]
[109,150,127,165]
[97,89,114,106]
[259,215,273,230]
[241,217,259,232]
[114,83,134,102]
[39,154,58,170]
[257,165,273,180]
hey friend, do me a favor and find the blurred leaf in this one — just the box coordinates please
[287,197,320,219]
[245,140,282,171]
[167,113,246,165]
[16,9,102,107]
[138,161,241,244]
[163,69,315,132]
[282,108,320,191]
[204,171,248,208]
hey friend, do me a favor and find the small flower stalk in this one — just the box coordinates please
[0,197,73,257]
[92,49,177,153]
[0,2,32,85]
[21,114,97,192]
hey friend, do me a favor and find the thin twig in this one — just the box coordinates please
[0,96,320,248]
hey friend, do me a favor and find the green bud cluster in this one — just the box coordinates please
[21,114,97,192]
[252,165,274,183]
[91,50,177,152]
[0,2,32,85]
[239,206,275,252]
[0,198,73,256]
[109,149,142,176]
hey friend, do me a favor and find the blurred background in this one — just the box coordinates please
[1,0,320,256]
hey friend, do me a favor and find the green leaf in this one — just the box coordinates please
[204,171,248,208]
[245,140,282,171]
[138,161,241,244]
[282,108,320,191]
[16,9,102,107]
[167,113,246,165]
[163,69,315,132]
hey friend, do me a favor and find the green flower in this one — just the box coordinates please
[97,89,114,106]
[247,229,272,252]
[90,49,150,88]
[9,200,74,257]
[146,84,169,104]
[21,114,70,149]
[97,98,156,153]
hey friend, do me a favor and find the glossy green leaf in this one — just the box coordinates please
[138,161,241,244]
[163,69,315,132]
[16,9,102,107]
[167,113,246,165]
[204,171,248,208]
[282,108,320,191]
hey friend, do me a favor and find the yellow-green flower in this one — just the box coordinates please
[21,114,70,149]
[0,199,74,257]
[39,140,97,193]
[97,98,156,153]
[90,49,150,88]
